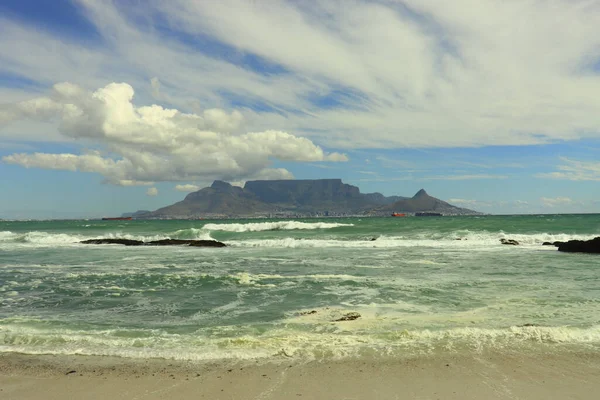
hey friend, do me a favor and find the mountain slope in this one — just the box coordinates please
[376,189,476,215]
[143,180,480,218]
[150,181,272,217]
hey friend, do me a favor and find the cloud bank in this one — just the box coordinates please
[1,0,600,149]
[2,82,347,185]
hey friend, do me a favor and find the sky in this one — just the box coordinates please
[1,0,600,218]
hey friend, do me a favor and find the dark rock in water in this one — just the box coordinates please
[542,241,564,247]
[146,239,226,247]
[298,310,317,316]
[81,239,144,246]
[556,237,600,254]
[518,323,539,327]
[81,238,226,247]
[334,312,361,322]
[500,238,519,245]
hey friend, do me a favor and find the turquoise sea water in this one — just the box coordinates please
[1,215,599,361]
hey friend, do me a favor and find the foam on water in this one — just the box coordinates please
[1,319,599,362]
[0,229,215,247]
[2,216,599,363]
[228,231,598,249]
[202,220,354,232]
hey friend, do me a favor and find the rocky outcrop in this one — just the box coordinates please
[334,312,361,321]
[555,237,600,254]
[81,238,227,247]
[81,239,144,246]
[500,239,519,245]
[147,239,226,247]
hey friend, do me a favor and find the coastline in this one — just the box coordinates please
[2,349,599,399]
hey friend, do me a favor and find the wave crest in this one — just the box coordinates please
[202,220,354,232]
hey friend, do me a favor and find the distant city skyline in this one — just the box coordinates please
[1,0,600,218]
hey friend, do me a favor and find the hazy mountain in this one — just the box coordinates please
[142,180,479,218]
[371,189,478,215]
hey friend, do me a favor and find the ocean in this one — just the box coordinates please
[1,215,599,363]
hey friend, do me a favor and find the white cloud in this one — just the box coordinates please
[146,187,158,196]
[1,1,600,149]
[142,0,600,147]
[175,184,200,192]
[540,197,573,207]
[1,82,346,185]
[537,158,600,181]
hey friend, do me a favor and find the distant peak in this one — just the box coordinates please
[211,180,232,190]
[413,189,428,198]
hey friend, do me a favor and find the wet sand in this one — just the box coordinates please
[1,350,599,399]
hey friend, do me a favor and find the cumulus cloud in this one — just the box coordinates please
[175,184,200,192]
[146,187,158,196]
[1,82,347,185]
[537,158,600,181]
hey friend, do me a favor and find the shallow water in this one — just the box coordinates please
[1,215,599,361]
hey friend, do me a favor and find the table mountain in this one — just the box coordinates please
[140,180,479,218]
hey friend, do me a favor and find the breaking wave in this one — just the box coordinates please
[1,320,598,362]
[0,230,214,247]
[228,231,599,248]
[201,221,354,232]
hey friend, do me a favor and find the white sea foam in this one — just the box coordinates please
[202,220,354,232]
[227,231,599,249]
[170,228,214,240]
[229,272,365,285]
[1,321,599,362]
[0,229,215,247]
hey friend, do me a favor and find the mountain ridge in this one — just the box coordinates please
[132,179,481,218]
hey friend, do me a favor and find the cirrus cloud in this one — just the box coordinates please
[2,1,600,149]
[537,157,600,181]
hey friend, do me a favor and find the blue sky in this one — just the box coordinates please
[1,0,600,218]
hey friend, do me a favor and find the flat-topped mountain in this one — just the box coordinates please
[138,179,479,218]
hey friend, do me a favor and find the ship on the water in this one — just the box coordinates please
[101,217,132,221]
[391,212,406,217]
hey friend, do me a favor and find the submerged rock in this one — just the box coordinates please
[542,241,563,247]
[81,238,226,247]
[81,239,144,246]
[556,237,600,254]
[334,312,361,322]
[146,239,226,247]
[500,238,519,245]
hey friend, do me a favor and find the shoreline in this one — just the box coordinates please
[2,350,600,399]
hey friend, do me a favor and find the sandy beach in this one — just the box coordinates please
[2,350,599,399]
